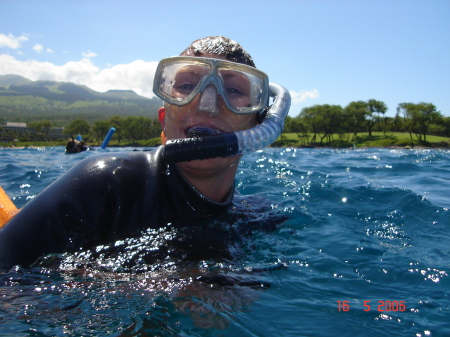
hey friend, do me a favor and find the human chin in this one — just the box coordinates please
[177,155,240,173]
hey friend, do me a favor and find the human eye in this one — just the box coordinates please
[175,82,196,93]
[221,71,250,97]
[224,85,251,108]
[173,73,200,96]
[225,86,244,96]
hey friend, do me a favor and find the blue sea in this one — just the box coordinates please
[0,146,449,336]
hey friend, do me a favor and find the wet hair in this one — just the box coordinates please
[181,36,256,68]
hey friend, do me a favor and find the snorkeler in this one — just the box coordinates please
[0,36,290,269]
[65,136,89,154]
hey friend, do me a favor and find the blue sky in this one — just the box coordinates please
[0,0,449,117]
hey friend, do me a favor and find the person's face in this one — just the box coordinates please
[159,53,258,176]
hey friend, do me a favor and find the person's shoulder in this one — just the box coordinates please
[78,147,162,166]
[69,147,165,178]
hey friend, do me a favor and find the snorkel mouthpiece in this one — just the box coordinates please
[186,126,221,137]
[163,83,291,163]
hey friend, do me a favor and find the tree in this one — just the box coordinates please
[295,121,311,145]
[366,99,387,136]
[321,104,345,144]
[414,103,442,142]
[298,104,343,145]
[441,117,450,137]
[345,101,367,141]
[380,116,392,136]
[283,116,293,132]
[92,120,111,143]
[64,119,91,136]
[392,113,404,133]
[109,116,124,143]
[397,103,415,139]
[284,116,310,144]
[397,102,442,142]
[122,116,161,142]
[29,120,52,141]
[283,116,306,134]
[299,105,321,143]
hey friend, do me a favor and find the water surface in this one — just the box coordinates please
[0,147,449,336]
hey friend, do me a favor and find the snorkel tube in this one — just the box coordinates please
[163,83,291,163]
[101,127,116,150]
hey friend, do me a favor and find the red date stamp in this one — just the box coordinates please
[337,300,407,312]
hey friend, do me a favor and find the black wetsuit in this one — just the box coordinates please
[0,146,262,270]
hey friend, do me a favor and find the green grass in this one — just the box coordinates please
[3,133,449,149]
[274,132,450,148]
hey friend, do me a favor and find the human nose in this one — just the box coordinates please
[198,84,219,116]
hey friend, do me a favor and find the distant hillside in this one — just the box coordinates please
[0,75,162,126]
[0,74,32,87]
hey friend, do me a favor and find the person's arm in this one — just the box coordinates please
[0,151,160,269]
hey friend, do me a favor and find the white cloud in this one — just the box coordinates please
[0,54,158,98]
[33,44,44,53]
[32,44,54,54]
[87,60,158,98]
[0,33,28,49]
[82,50,97,58]
[289,89,320,103]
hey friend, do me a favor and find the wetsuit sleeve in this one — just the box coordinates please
[0,151,162,269]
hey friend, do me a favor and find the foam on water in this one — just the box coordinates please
[0,147,449,336]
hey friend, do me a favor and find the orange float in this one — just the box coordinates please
[0,187,19,228]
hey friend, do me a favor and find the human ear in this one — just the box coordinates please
[158,107,167,145]
[158,107,166,128]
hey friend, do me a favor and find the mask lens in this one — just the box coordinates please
[157,62,211,103]
[218,68,264,111]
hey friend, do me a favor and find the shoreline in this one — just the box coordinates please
[2,144,449,150]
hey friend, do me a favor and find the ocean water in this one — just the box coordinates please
[0,146,449,336]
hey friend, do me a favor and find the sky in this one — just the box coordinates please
[0,0,449,117]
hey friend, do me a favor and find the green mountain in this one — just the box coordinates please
[0,75,162,126]
[0,74,32,87]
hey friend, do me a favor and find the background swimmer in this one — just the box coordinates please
[65,136,89,154]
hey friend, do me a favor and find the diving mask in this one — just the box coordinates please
[153,56,269,114]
